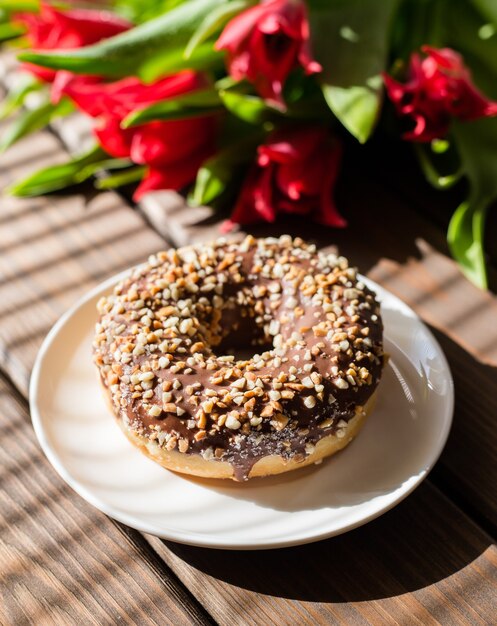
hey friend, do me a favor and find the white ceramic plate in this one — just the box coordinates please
[30,272,453,550]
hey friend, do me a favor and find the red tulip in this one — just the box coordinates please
[61,72,218,200]
[215,0,321,107]
[16,2,131,89]
[223,126,345,230]
[384,46,497,142]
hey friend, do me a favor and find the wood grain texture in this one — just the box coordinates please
[2,54,497,626]
[139,191,236,248]
[0,124,166,395]
[139,171,497,364]
[146,484,497,625]
[140,169,497,535]
[329,174,497,535]
[0,375,214,626]
[0,83,216,626]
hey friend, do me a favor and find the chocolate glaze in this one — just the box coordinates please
[94,236,384,481]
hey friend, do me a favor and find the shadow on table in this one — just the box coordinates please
[132,138,497,602]
[427,328,497,532]
[164,481,492,602]
[198,183,426,279]
[164,330,497,603]
[116,160,495,600]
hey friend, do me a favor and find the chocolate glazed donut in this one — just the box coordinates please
[94,235,385,481]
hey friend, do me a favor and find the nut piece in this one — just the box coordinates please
[271,414,289,431]
[225,414,241,430]
[178,439,189,453]
[304,396,316,409]
[95,236,383,479]
[148,405,162,418]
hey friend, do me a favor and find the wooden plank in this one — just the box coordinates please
[0,125,166,395]
[360,137,497,278]
[138,181,497,624]
[146,484,497,625]
[330,175,497,533]
[3,56,497,625]
[139,191,237,248]
[141,169,497,533]
[140,175,497,360]
[137,172,497,596]
[47,111,237,248]
[0,374,214,626]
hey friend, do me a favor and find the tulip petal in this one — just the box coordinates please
[384,46,497,142]
[94,120,133,159]
[317,145,346,227]
[215,3,264,52]
[215,0,320,105]
[229,125,344,229]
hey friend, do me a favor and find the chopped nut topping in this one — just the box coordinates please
[304,396,316,409]
[148,406,162,418]
[178,439,189,453]
[94,236,383,471]
[225,414,241,430]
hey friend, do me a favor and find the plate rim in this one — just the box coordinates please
[29,270,454,550]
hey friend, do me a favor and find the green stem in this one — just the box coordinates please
[0,22,25,42]
[447,196,488,289]
[8,144,109,197]
[0,76,41,121]
[0,1,39,11]
[0,97,73,153]
[426,0,447,46]
[414,143,463,190]
[95,166,146,190]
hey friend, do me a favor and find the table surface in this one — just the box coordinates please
[1,54,497,625]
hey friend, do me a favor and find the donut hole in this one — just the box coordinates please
[219,342,275,362]
[211,317,274,362]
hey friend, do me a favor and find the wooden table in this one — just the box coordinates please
[1,66,497,625]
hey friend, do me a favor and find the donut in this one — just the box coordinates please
[93,235,385,481]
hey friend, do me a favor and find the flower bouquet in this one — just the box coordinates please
[1,0,497,288]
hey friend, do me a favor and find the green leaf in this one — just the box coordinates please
[470,0,497,25]
[8,145,112,197]
[454,114,497,203]
[0,97,73,153]
[193,164,227,205]
[192,135,260,205]
[139,40,222,83]
[219,89,281,124]
[215,75,238,90]
[18,0,227,81]
[184,0,251,59]
[0,1,39,11]
[448,199,487,289]
[448,118,497,289]
[0,22,25,42]
[414,143,463,190]
[113,0,184,24]
[322,84,379,143]
[0,75,40,120]
[308,0,399,143]
[123,88,222,127]
[95,166,146,190]
[447,0,497,78]
[389,0,442,61]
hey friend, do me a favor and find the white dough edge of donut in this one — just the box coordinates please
[102,381,378,481]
